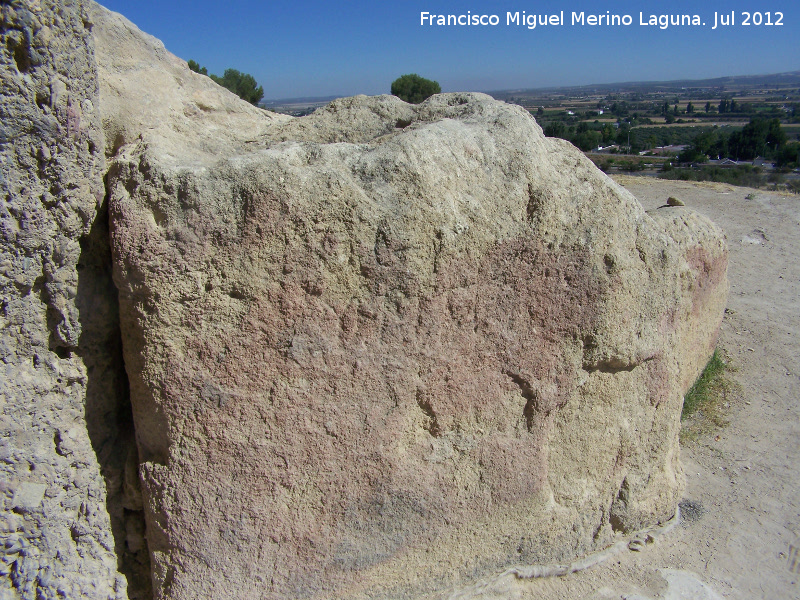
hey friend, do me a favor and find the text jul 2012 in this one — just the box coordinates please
[419,11,785,30]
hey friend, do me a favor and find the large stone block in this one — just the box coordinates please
[92,4,727,599]
[2,2,729,598]
[105,82,726,600]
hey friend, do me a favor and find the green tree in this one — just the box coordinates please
[188,59,208,75]
[687,102,694,114]
[679,130,714,162]
[572,128,601,151]
[612,101,629,116]
[544,121,568,138]
[705,101,711,113]
[776,142,799,168]
[601,123,615,144]
[390,74,441,104]
[208,69,264,105]
[766,118,787,151]
[187,61,264,105]
[728,118,784,160]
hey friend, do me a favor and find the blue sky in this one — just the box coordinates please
[98,1,798,100]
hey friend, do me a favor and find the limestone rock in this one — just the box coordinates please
[0,1,131,598]
[88,3,289,164]
[0,1,727,598]
[103,31,728,599]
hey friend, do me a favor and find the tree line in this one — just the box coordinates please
[543,116,798,168]
[679,117,797,166]
[188,60,264,106]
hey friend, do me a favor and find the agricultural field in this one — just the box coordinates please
[492,72,800,152]
[490,73,800,192]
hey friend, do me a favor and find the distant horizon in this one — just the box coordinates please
[261,69,800,104]
[97,1,798,99]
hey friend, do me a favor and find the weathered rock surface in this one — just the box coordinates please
[1,2,728,599]
[89,3,289,164]
[1,1,133,598]
[97,6,727,599]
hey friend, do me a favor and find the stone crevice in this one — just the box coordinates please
[502,370,538,431]
[76,189,152,599]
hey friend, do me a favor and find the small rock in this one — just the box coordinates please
[11,483,47,511]
[667,196,685,206]
[679,499,705,522]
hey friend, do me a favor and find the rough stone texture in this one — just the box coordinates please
[0,2,728,599]
[98,8,728,598]
[0,1,132,598]
[88,3,290,164]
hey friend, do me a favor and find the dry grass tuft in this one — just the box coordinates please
[680,349,741,443]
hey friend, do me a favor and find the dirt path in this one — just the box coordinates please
[451,177,800,599]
